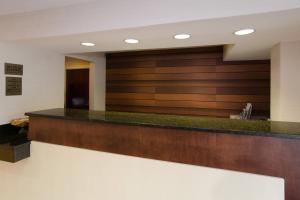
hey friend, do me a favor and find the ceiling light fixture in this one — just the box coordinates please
[174,34,191,40]
[81,42,96,47]
[234,28,255,36]
[124,39,139,44]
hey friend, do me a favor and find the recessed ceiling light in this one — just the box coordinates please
[81,42,96,47]
[174,34,191,40]
[124,39,139,44]
[234,28,255,36]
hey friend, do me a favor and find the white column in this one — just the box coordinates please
[271,41,300,122]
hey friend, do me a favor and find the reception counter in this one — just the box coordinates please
[26,108,300,200]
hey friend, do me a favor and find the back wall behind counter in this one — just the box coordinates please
[106,46,270,118]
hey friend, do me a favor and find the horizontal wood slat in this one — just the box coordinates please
[107,53,223,63]
[215,72,269,80]
[106,46,270,118]
[216,87,270,95]
[107,66,217,74]
[107,80,270,88]
[107,72,269,81]
[106,93,154,100]
[107,73,219,81]
[156,66,216,73]
[108,60,156,68]
[155,87,216,94]
[155,94,216,101]
[107,67,155,74]
[106,46,223,58]
[156,58,217,67]
[107,86,156,93]
[216,64,270,72]
[107,99,156,107]
[216,95,270,103]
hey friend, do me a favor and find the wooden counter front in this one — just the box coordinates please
[28,116,300,200]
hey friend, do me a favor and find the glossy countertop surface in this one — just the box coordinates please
[26,108,300,139]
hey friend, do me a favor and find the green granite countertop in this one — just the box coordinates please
[26,108,300,139]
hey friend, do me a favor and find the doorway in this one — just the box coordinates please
[66,68,89,110]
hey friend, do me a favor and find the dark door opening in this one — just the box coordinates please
[66,69,89,110]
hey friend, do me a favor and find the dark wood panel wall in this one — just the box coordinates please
[106,46,270,117]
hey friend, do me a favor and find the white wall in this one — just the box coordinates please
[271,41,300,122]
[67,53,106,111]
[0,142,284,200]
[0,43,65,124]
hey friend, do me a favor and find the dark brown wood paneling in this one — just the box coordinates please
[29,116,300,200]
[106,46,270,117]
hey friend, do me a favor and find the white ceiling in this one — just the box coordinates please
[1,0,300,60]
[13,8,300,60]
[0,0,96,16]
